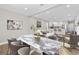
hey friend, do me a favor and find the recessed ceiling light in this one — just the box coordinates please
[24,8,28,10]
[40,4,44,6]
[66,5,71,8]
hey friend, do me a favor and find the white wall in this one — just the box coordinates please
[0,8,37,43]
[0,8,48,43]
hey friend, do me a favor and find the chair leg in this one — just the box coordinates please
[7,46,11,55]
[7,45,13,55]
[28,46,30,55]
[7,47,9,55]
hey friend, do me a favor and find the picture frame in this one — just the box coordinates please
[7,20,23,30]
[36,20,41,28]
[48,22,54,29]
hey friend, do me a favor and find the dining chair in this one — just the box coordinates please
[29,47,42,55]
[7,38,17,54]
[18,47,30,55]
[7,38,30,55]
[10,41,27,55]
[29,49,42,55]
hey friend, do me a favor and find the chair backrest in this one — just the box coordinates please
[10,41,26,54]
[70,34,78,48]
[8,38,16,47]
[29,49,42,55]
[70,34,77,43]
[18,47,29,55]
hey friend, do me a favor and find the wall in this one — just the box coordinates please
[0,8,37,43]
[0,8,48,43]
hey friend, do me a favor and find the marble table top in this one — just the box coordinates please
[17,34,61,55]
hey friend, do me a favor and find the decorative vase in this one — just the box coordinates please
[34,35,40,43]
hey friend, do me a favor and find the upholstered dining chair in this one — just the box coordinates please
[7,38,17,54]
[29,47,42,55]
[10,41,29,55]
[18,47,30,55]
[29,49,42,55]
[7,38,30,55]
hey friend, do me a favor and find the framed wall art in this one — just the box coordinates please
[36,20,41,28]
[7,20,23,30]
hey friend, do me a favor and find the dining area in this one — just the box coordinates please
[0,4,79,55]
[5,27,79,55]
[0,0,79,59]
[7,34,61,55]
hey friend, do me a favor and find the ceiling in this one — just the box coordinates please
[0,4,79,22]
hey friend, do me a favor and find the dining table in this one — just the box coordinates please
[17,34,61,55]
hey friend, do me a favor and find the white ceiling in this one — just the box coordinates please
[0,4,56,16]
[0,4,79,22]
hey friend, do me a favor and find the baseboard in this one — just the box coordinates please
[0,42,8,45]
